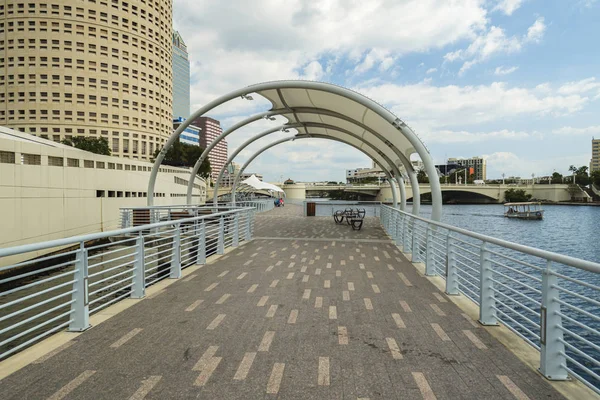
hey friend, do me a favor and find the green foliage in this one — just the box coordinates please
[504,188,532,203]
[566,184,583,200]
[152,140,211,176]
[591,170,600,186]
[416,170,429,183]
[61,136,111,155]
[551,172,563,184]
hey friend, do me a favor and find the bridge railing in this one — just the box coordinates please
[119,199,273,229]
[380,205,600,393]
[0,207,255,361]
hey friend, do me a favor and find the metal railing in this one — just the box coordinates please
[0,207,255,360]
[119,199,274,229]
[380,205,600,393]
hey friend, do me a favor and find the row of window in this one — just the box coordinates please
[0,5,171,46]
[0,150,189,175]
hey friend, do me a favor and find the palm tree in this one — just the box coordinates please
[568,165,577,184]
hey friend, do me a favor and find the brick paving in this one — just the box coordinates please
[0,204,566,399]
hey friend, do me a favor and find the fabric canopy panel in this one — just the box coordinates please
[240,175,284,193]
[255,87,418,173]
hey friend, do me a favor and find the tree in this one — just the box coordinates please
[591,170,600,187]
[568,165,577,184]
[566,184,583,201]
[504,188,532,202]
[61,136,111,155]
[416,170,429,183]
[152,140,211,176]
[551,172,563,184]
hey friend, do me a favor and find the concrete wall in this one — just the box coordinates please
[0,132,207,250]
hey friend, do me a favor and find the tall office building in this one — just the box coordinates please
[173,117,200,146]
[591,138,600,173]
[0,0,173,161]
[192,117,227,181]
[447,156,487,181]
[172,31,190,119]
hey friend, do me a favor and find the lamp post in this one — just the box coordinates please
[502,173,505,185]
[532,173,535,186]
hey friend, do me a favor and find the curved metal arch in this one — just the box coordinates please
[149,80,441,221]
[212,123,416,210]
[185,106,417,205]
[228,135,398,208]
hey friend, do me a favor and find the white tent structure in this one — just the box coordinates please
[148,81,442,221]
[238,175,285,198]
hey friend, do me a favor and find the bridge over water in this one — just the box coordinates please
[279,183,577,203]
[0,203,596,399]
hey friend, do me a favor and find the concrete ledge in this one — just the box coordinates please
[400,248,599,400]
[0,241,248,381]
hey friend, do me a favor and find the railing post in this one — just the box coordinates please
[217,216,225,254]
[402,214,409,252]
[445,234,459,295]
[425,225,435,276]
[131,233,145,298]
[411,221,420,263]
[245,209,253,241]
[478,242,497,324]
[395,212,403,247]
[233,212,240,247]
[539,262,568,380]
[69,242,90,332]
[170,224,182,279]
[196,220,206,265]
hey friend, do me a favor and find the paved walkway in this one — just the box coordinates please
[1,205,566,399]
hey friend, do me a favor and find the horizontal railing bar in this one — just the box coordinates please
[559,340,600,369]
[0,260,76,285]
[0,289,75,324]
[550,271,600,292]
[489,278,541,306]
[490,270,541,294]
[556,311,600,334]
[561,354,600,383]
[381,205,600,273]
[0,309,73,348]
[0,299,75,336]
[555,299,600,323]
[490,259,542,283]
[88,283,133,305]
[88,252,137,270]
[89,290,132,314]
[0,319,72,360]
[486,249,545,272]
[0,208,253,258]
[552,285,600,308]
[88,245,136,261]
[0,270,76,298]
[557,326,600,353]
[88,261,134,279]
[492,306,541,341]
[0,249,79,274]
[89,269,134,289]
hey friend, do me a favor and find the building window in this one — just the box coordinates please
[48,156,64,166]
[67,158,80,167]
[0,151,16,164]
[22,153,41,165]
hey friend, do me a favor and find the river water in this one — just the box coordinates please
[417,204,600,263]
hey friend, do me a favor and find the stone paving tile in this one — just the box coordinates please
[0,204,568,399]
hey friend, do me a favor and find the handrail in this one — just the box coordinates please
[379,204,600,393]
[0,208,251,259]
[381,205,600,274]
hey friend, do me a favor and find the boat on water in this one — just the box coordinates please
[504,202,544,220]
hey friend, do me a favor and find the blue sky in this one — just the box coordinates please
[174,0,600,182]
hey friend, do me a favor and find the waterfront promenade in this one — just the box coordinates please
[1,205,570,399]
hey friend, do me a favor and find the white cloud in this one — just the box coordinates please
[355,79,591,130]
[558,77,600,95]
[493,0,527,15]
[177,0,488,110]
[302,61,325,80]
[354,49,395,74]
[483,152,591,178]
[444,17,545,75]
[494,66,519,75]
[552,125,600,136]
[426,68,438,74]
[428,129,540,143]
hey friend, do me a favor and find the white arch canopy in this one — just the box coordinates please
[148,80,442,221]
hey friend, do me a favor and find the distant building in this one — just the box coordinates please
[173,118,200,146]
[172,31,190,119]
[447,157,487,181]
[0,0,174,161]
[591,138,600,173]
[435,162,462,176]
[192,117,227,181]
[346,164,386,183]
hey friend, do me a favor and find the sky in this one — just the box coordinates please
[173,0,600,182]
